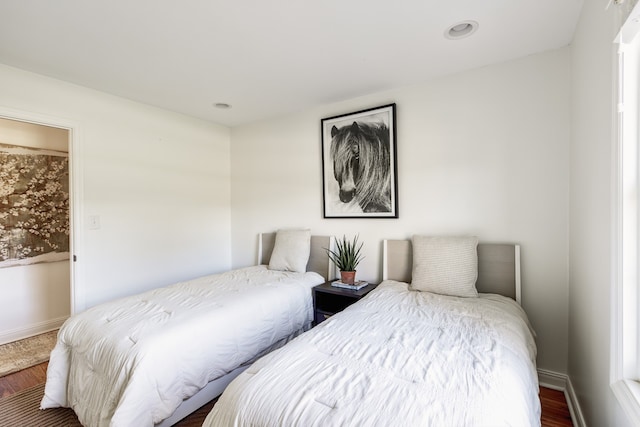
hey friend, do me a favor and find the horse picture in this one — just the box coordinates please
[330,121,391,212]
[322,104,397,218]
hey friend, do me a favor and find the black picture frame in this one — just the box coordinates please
[321,103,398,218]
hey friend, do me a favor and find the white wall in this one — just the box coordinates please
[0,63,232,316]
[568,2,633,426]
[231,48,571,373]
[0,118,71,343]
[0,117,68,151]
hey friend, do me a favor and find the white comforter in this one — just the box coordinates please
[204,280,540,427]
[40,265,324,427]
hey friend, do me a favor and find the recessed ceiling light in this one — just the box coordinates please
[214,102,232,109]
[444,20,478,40]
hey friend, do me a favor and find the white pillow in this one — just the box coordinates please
[268,229,311,273]
[410,235,479,297]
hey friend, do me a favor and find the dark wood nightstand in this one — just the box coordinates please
[312,281,378,325]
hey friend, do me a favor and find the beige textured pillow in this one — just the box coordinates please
[410,235,479,297]
[268,229,311,273]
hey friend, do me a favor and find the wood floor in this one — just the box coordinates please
[0,361,49,399]
[0,362,574,426]
[540,386,574,426]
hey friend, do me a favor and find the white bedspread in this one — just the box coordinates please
[40,265,324,427]
[204,280,540,427]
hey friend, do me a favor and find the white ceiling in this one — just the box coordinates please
[0,1,583,127]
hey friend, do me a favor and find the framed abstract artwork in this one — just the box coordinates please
[321,103,398,218]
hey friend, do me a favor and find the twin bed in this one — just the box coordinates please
[40,230,333,427]
[41,232,540,426]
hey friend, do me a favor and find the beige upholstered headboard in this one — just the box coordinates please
[382,239,522,304]
[258,233,335,281]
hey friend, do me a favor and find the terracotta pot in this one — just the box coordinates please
[340,271,356,285]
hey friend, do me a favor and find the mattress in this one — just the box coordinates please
[204,279,540,426]
[40,265,324,427]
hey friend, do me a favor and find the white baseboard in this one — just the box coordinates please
[538,368,567,390]
[538,368,586,427]
[565,376,587,427]
[0,316,67,345]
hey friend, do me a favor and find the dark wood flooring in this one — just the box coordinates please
[0,361,49,399]
[540,386,574,426]
[0,362,573,426]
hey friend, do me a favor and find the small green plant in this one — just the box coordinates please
[326,234,364,272]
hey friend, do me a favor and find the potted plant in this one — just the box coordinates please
[326,234,364,284]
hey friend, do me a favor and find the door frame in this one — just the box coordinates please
[0,106,84,314]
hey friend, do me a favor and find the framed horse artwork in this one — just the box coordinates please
[321,103,398,218]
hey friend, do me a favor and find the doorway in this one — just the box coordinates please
[0,113,78,344]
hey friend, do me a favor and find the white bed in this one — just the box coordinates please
[203,236,541,426]
[40,231,334,427]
